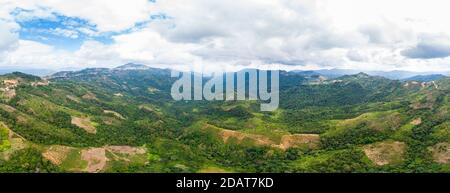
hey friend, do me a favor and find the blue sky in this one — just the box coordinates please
[16,13,106,51]
[0,0,450,72]
[12,8,166,51]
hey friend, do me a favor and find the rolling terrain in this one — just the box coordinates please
[0,64,449,173]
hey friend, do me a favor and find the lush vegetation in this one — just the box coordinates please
[0,67,448,173]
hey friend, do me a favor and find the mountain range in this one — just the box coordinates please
[0,64,448,173]
[2,64,448,81]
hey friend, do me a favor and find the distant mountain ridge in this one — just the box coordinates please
[2,63,449,81]
[300,69,450,80]
[402,74,447,82]
[114,63,151,70]
[0,68,55,76]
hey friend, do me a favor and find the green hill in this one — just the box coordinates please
[0,67,448,173]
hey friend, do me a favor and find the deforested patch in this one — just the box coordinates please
[0,104,17,113]
[82,92,98,100]
[81,148,107,173]
[219,129,320,150]
[429,143,450,165]
[275,134,320,150]
[363,141,406,166]
[220,129,275,146]
[66,95,81,103]
[42,145,74,165]
[106,146,146,155]
[71,116,97,134]
[410,118,422,126]
[103,110,126,120]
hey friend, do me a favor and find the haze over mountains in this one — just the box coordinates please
[1,63,448,82]
[294,68,450,81]
[0,68,56,77]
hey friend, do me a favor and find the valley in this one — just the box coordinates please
[0,65,449,173]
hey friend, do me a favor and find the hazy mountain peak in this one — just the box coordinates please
[1,72,42,82]
[341,72,376,80]
[115,63,150,71]
[402,74,447,82]
[356,72,370,78]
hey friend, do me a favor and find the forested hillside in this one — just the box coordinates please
[0,65,448,173]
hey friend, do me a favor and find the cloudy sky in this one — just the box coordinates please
[1,0,450,72]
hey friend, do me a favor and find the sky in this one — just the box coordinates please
[0,0,450,72]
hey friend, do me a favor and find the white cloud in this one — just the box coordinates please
[0,40,72,69]
[2,0,155,32]
[1,0,450,72]
[402,34,450,59]
[0,20,18,52]
[75,41,123,67]
[13,8,57,22]
[0,40,122,70]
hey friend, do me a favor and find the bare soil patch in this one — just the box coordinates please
[363,141,406,166]
[4,89,16,99]
[220,130,274,146]
[82,92,97,100]
[429,143,450,165]
[104,110,125,120]
[102,117,115,125]
[3,79,19,87]
[42,145,74,165]
[139,105,158,113]
[31,81,49,87]
[66,95,81,103]
[16,115,28,124]
[106,146,146,155]
[0,104,16,113]
[411,118,422,126]
[81,148,107,173]
[275,134,320,150]
[71,117,97,134]
[220,129,320,150]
